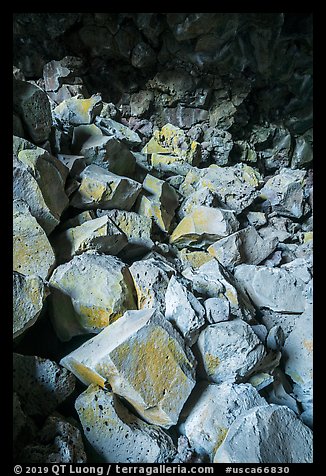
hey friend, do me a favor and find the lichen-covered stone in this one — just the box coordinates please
[53,94,102,128]
[20,413,87,463]
[180,164,261,214]
[178,185,223,220]
[165,275,205,345]
[13,199,55,279]
[129,257,175,314]
[49,252,137,341]
[61,308,196,428]
[142,123,201,165]
[180,382,266,461]
[259,168,306,218]
[13,353,76,417]
[13,79,52,143]
[214,404,313,463]
[75,385,176,463]
[13,271,47,339]
[96,209,154,256]
[178,249,213,269]
[170,206,239,249]
[137,174,179,232]
[70,164,142,211]
[207,226,278,268]
[182,259,255,322]
[197,320,267,383]
[234,264,307,313]
[51,215,128,262]
[291,133,313,169]
[13,148,69,235]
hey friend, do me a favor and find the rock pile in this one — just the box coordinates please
[13,13,312,464]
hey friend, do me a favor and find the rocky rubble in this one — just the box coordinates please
[13,12,312,464]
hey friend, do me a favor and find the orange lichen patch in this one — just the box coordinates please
[75,98,94,117]
[78,305,113,328]
[205,353,220,376]
[70,361,106,388]
[303,339,313,353]
[179,250,213,268]
[111,326,192,408]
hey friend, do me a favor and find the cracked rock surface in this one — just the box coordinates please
[13,12,312,464]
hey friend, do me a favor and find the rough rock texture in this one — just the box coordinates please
[75,385,176,463]
[13,79,52,143]
[13,12,313,465]
[19,413,87,463]
[165,275,206,345]
[61,308,196,428]
[214,405,313,463]
[180,382,266,461]
[283,307,313,427]
[197,320,267,383]
[180,164,261,214]
[96,209,154,256]
[49,252,137,341]
[208,226,278,268]
[13,353,76,417]
[13,272,47,339]
[51,215,128,262]
[234,263,308,313]
[129,257,175,314]
[183,259,255,322]
[70,164,142,211]
[170,206,239,248]
[13,141,69,233]
[137,174,179,232]
[13,199,55,279]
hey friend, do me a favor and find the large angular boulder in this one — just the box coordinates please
[197,320,267,383]
[208,225,278,268]
[13,146,69,235]
[52,94,102,128]
[182,259,255,322]
[170,206,239,248]
[13,79,52,143]
[13,199,55,279]
[214,404,313,463]
[13,272,47,339]
[180,164,261,214]
[79,135,136,177]
[137,174,179,232]
[259,168,307,218]
[165,275,205,345]
[129,257,176,314]
[70,164,142,211]
[51,215,128,262]
[180,382,266,461]
[61,308,196,428]
[75,385,176,463]
[96,209,154,256]
[234,263,308,313]
[48,252,137,341]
